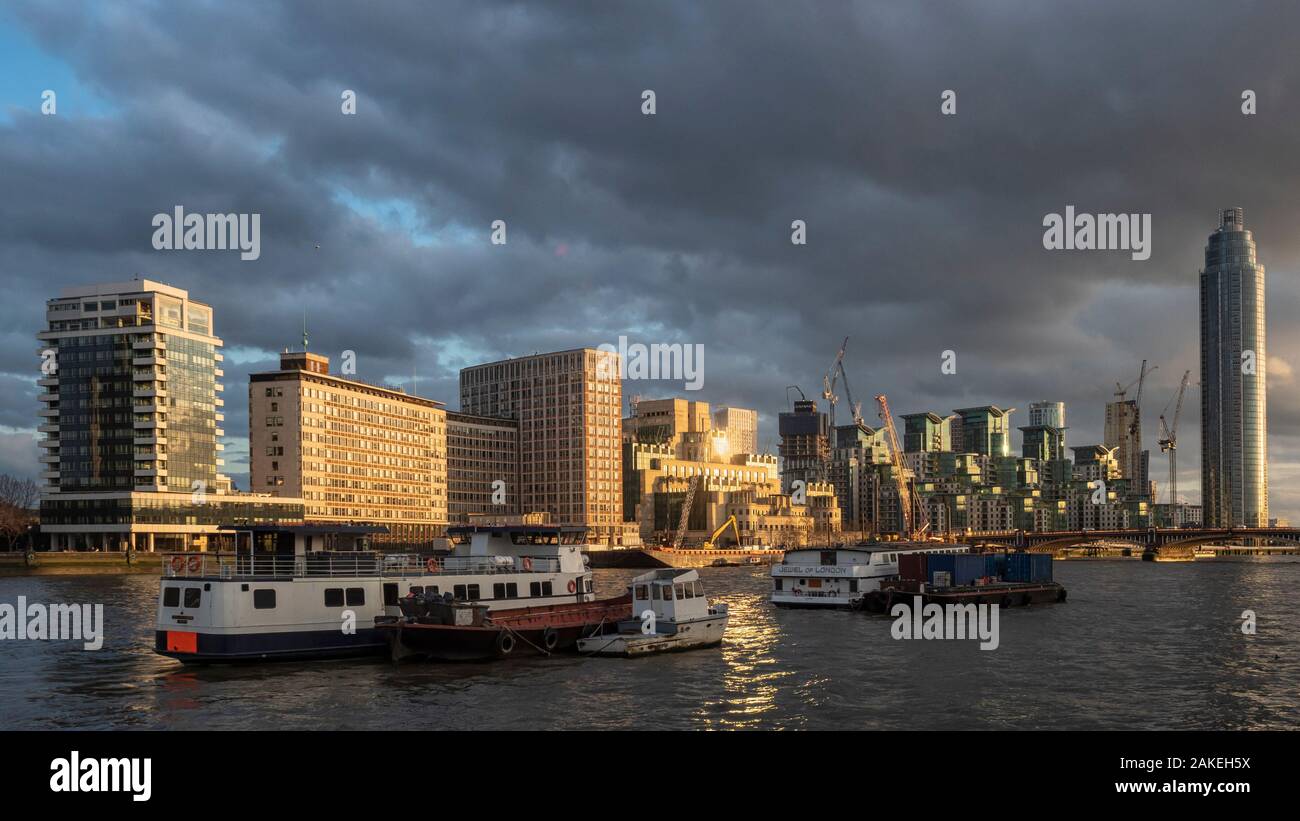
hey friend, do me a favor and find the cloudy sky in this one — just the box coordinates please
[3,1,1300,517]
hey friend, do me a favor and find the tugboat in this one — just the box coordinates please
[154,519,595,663]
[576,569,728,657]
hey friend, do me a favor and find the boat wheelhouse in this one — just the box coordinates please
[154,522,594,662]
[576,568,729,657]
[771,542,970,608]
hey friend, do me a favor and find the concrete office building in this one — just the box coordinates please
[460,348,626,543]
[446,411,519,524]
[711,406,759,457]
[249,350,447,546]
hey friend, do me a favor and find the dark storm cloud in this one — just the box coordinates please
[3,0,1300,514]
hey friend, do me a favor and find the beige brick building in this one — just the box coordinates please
[459,348,625,543]
[249,351,446,546]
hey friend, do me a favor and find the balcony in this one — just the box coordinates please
[37,392,58,403]
[133,369,167,382]
[134,467,168,478]
[38,423,59,434]
[38,407,60,418]
[133,417,167,430]
[132,354,164,367]
[134,435,166,446]
[38,437,59,448]
[133,386,167,399]
[37,376,59,388]
[41,469,60,481]
[39,453,59,464]
[132,337,165,351]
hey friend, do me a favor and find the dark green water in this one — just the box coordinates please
[2,559,1297,730]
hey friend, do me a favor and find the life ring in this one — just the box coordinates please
[426,557,438,573]
[521,556,533,572]
[171,556,185,573]
[24,551,37,567]
[541,627,559,651]
[187,555,202,573]
[495,631,515,657]
[567,579,577,594]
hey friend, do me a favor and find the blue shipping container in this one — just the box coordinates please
[984,553,1008,580]
[953,554,985,586]
[1005,552,1031,582]
[1030,554,1053,582]
[927,554,956,586]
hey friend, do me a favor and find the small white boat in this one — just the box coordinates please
[577,568,728,657]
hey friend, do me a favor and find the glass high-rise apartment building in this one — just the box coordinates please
[1200,208,1268,527]
[37,279,302,551]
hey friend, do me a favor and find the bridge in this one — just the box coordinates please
[962,527,1300,559]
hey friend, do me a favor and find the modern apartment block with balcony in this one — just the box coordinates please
[249,350,447,547]
[37,279,302,551]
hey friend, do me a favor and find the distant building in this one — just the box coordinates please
[460,348,626,543]
[1201,207,1269,527]
[901,412,950,453]
[778,399,829,494]
[38,279,301,551]
[446,411,519,524]
[711,406,759,456]
[950,406,1014,457]
[1028,401,1066,429]
[249,350,447,547]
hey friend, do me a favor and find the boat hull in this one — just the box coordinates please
[586,547,782,569]
[154,627,385,663]
[855,582,1067,614]
[378,594,633,662]
[578,614,729,657]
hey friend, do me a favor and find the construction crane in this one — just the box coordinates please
[701,515,742,549]
[1157,370,1191,508]
[875,394,926,539]
[1114,360,1158,402]
[671,474,701,550]
[821,337,849,430]
[785,385,806,409]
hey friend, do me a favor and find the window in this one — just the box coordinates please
[253,589,276,609]
[383,583,398,606]
[163,586,179,607]
[409,586,423,596]
[634,584,648,600]
[849,580,859,593]
[183,588,201,608]
[454,584,467,600]
[821,551,837,565]
[529,581,541,596]
[493,582,506,599]
[345,588,365,606]
[774,578,783,591]
[506,583,517,597]
[324,588,344,607]
[467,584,480,600]
[541,581,552,596]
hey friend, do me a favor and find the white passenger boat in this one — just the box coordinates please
[154,522,593,662]
[771,542,970,608]
[576,568,728,657]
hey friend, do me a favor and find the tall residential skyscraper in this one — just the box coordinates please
[459,348,625,543]
[1200,207,1268,526]
[38,279,301,551]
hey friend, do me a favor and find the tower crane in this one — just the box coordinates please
[1157,370,1191,510]
[671,473,701,549]
[875,394,927,539]
[822,337,849,430]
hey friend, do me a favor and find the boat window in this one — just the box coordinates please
[163,587,179,607]
[774,578,783,591]
[467,584,481,599]
[506,583,518,597]
[584,579,593,593]
[183,588,201,608]
[409,585,423,596]
[253,589,276,609]
[428,586,439,597]
[821,551,837,565]
[634,584,649,600]
[694,581,703,597]
[849,580,859,593]
[454,584,467,600]
[541,581,552,596]
[681,584,693,600]
[529,581,541,597]
[346,588,365,606]
[383,583,399,606]
[493,583,505,599]
[324,588,344,607]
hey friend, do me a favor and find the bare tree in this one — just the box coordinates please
[0,475,40,551]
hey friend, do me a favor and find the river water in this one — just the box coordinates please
[2,559,1298,730]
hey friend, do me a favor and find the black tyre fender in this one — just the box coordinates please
[541,627,559,651]
[999,595,1012,609]
[1057,587,1068,603]
[495,631,515,656]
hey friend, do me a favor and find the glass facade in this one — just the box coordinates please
[1200,208,1268,526]
[55,333,138,490]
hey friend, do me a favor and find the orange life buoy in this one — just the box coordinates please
[170,556,184,572]
[567,579,577,594]
[187,555,201,573]
[522,557,533,572]
[426,557,438,573]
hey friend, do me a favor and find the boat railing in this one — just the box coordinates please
[162,552,567,579]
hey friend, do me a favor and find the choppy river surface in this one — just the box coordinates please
[2,559,1298,730]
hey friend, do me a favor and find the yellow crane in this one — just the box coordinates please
[875,393,927,540]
